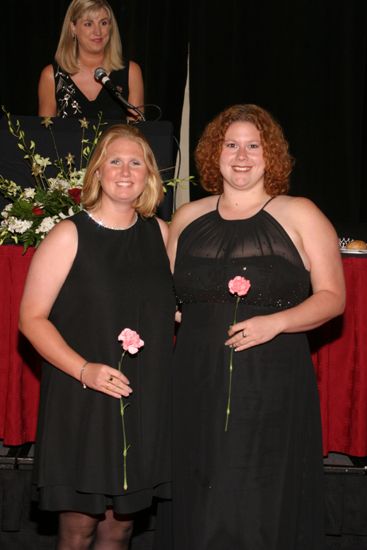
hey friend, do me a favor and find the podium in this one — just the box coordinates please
[0,115,175,220]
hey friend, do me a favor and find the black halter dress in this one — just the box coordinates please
[172,197,324,550]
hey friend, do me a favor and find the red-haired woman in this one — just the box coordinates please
[168,104,345,550]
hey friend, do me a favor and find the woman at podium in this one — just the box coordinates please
[38,0,144,121]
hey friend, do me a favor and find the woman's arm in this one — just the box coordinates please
[38,65,57,117]
[128,61,144,112]
[19,220,132,397]
[227,198,345,350]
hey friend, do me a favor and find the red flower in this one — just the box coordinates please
[68,188,82,204]
[32,206,44,216]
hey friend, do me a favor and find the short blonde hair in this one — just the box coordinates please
[82,124,164,217]
[55,0,124,74]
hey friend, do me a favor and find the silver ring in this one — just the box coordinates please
[242,330,247,338]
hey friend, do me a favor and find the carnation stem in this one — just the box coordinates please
[225,347,234,432]
[225,296,240,432]
[120,398,130,490]
[118,351,130,490]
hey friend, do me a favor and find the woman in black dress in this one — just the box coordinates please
[167,104,345,549]
[19,124,175,548]
[38,0,144,120]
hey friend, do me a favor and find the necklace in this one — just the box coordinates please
[86,210,138,231]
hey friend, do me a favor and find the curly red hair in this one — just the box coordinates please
[195,104,293,195]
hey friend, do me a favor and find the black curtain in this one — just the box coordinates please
[188,0,367,234]
[0,0,188,143]
[1,1,367,233]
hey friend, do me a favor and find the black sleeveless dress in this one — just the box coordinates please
[172,200,324,549]
[53,62,130,120]
[33,211,176,514]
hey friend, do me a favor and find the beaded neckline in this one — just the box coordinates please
[85,210,138,231]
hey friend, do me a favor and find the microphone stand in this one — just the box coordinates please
[115,90,146,123]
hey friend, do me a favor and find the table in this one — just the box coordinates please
[310,254,367,457]
[1,245,367,455]
[0,246,40,446]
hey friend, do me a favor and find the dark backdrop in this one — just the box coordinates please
[1,0,366,235]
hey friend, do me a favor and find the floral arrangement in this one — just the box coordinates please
[117,328,145,490]
[0,108,105,251]
[225,275,251,431]
[0,107,193,252]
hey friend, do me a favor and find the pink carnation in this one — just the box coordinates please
[228,275,251,297]
[118,328,144,355]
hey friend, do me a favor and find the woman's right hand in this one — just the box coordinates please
[82,363,133,399]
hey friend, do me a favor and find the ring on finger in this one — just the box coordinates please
[242,330,247,338]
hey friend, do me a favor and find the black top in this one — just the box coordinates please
[53,62,130,120]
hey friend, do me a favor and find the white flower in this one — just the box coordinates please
[6,181,22,197]
[68,168,85,187]
[2,216,33,234]
[1,204,13,218]
[33,154,52,168]
[35,216,58,234]
[48,178,70,192]
[22,187,36,199]
[59,206,76,220]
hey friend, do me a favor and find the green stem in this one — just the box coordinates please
[233,295,239,325]
[118,350,130,490]
[225,347,234,432]
[48,126,62,170]
[225,296,240,432]
[120,398,130,490]
[79,128,85,170]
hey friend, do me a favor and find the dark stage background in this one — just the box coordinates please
[1,3,367,548]
[1,0,367,235]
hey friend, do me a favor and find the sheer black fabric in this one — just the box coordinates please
[172,202,324,549]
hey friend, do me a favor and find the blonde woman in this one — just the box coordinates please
[20,124,174,548]
[38,0,143,120]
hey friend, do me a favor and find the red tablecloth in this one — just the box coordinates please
[1,246,367,455]
[0,245,41,446]
[310,255,367,457]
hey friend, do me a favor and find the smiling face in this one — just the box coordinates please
[97,137,148,207]
[219,121,265,192]
[71,8,111,54]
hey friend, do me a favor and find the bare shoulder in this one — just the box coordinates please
[32,219,78,267]
[38,64,57,116]
[170,195,218,235]
[269,195,334,231]
[129,60,142,77]
[39,64,54,83]
[266,195,340,270]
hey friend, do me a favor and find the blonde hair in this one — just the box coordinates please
[82,124,164,217]
[55,0,124,74]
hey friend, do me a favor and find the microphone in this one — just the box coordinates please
[94,67,145,120]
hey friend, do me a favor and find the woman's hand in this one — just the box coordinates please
[82,363,133,399]
[225,314,282,352]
